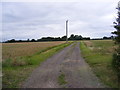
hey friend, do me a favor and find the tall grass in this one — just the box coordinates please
[80,40,118,88]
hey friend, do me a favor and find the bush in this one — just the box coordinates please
[112,49,120,83]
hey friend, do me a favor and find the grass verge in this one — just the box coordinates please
[80,40,118,88]
[3,42,72,88]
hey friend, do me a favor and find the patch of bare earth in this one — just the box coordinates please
[23,42,105,88]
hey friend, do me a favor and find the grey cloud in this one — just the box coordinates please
[2,1,118,41]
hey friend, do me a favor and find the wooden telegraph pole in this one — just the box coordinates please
[66,20,68,43]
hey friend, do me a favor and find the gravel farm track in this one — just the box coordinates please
[23,42,105,88]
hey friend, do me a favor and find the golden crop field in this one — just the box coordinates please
[2,41,65,61]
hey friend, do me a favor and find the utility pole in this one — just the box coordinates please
[66,20,68,43]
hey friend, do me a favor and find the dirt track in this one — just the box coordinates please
[23,42,105,88]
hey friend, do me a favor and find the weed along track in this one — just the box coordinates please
[23,42,105,88]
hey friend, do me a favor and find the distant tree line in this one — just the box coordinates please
[91,36,114,40]
[4,34,114,43]
[4,34,90,43]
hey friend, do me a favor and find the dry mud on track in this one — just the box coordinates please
[23,42,105,88]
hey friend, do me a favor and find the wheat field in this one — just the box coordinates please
[2,41,65,61]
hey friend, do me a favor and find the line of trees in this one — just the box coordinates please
[91,36,114,40]
[4,34,90,43]
[4,34,114,43]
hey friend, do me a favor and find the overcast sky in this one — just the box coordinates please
[1,0,119,41]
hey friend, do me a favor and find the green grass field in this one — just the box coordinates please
[2,42,72,88]
[80,40,118,88]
